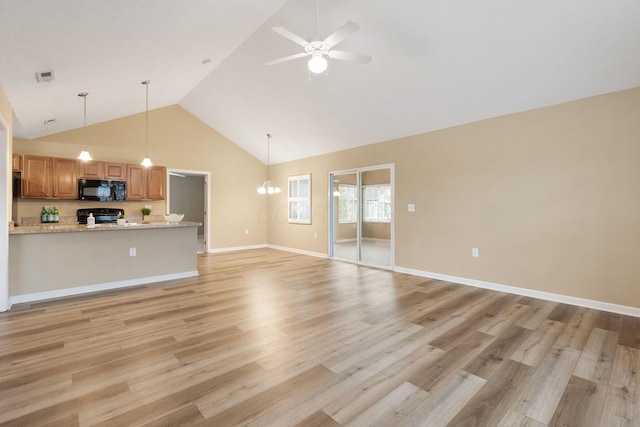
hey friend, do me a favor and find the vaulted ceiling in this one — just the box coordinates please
[2,0,639,164]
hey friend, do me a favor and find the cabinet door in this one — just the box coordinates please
[126,165,147,200]
[12,153,23,171]
[78,161,104,179]
[105,162,126,180]
[22,155,50,198]
[52,157,78,199]
[147,166,166,200]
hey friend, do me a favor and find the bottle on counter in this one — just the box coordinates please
[41,206,48,223]
[52,206,59,223]
[87,212,96,228]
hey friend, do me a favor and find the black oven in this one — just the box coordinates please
[78,179,126,201]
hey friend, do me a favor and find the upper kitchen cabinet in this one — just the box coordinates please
[147,166,166,200]
[126,165,147,200]
[22,155,50,198]
[78,161,104,179]
[22,155,78,199]
[126,165,166,201]
[12,153,23,171]
[105,163,126,180]
[79,161,126,180]
[51,157,78,199]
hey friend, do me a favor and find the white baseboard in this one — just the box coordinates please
[207,244,268,254]
[10,270,199,305]
[394,266,640,318]
[268,244,327,259]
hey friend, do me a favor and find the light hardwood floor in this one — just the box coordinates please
[1,248,639,426]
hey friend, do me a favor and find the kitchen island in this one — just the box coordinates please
[9,221,200,306]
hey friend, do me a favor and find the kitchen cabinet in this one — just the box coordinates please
[126,165,147,200]
[22,155,78,199]
[22,155,50,198]
[147,166,166,200]
[12,153,22,171]
[105,162,126,180]
[79,161,126,180]
[126,165,166,200]
[78,161,104,179]
[51,157,78,199]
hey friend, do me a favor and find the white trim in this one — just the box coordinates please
[268,244,327,259]
[208,244,268,254]
[395,266,640,318]
[9,270,199,305]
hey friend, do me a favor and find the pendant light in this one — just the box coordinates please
[140,80,153,167]
[257,134,281,194]
[77,92,93,161]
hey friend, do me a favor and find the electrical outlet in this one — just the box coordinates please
[245,229,249,235]
[314,232,318,239]
[408,204,416,212]
[472,248,479,257]
[129,247,136,257]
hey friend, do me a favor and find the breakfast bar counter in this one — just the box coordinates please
[10,221,200,234]
[8,221,201,306]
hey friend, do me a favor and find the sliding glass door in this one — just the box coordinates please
[329,165,394,269]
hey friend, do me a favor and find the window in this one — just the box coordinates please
[363,185,391,223]
[338,184,358,223]
[288,174,311,224]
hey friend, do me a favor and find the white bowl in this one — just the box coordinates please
[163,213,184,223]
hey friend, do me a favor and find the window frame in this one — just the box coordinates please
[288,173,312,224]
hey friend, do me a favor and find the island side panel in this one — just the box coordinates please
[9,226,198,297]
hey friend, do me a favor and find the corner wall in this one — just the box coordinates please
[266,88,640,309]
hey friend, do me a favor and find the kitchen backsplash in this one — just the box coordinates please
[14,199,166,226]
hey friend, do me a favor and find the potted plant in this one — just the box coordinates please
[116,212,126,226]
[141,207,151,223]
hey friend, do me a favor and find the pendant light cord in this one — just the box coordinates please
[144,81,150,157]
[267,133,271,180]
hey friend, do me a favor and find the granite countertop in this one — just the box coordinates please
[10,221,201,235]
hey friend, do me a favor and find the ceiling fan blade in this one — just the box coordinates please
[265,52,309,66]
[322,21,360,48]
[328,50,372,64]
[271,27,309,48]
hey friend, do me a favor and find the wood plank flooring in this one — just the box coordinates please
[1,248,639,426]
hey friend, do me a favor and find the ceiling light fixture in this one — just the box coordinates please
[141,80,153,167]
[257,133,281,195]
[77,92,92,162]
[308,51,328,74]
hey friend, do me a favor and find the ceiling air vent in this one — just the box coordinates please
[36,70,55,83]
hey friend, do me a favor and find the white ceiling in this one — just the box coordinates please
[2,0,639,164]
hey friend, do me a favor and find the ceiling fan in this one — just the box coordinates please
[265,0,372,74]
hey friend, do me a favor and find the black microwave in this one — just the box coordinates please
[78,179,126,201]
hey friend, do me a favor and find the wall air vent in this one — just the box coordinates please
[36,70,55,82]
[43,118,56,125]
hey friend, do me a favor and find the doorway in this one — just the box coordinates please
[167,169,209,254]
[329,164,394,269]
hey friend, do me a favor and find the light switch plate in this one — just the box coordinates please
[408,204,416,212]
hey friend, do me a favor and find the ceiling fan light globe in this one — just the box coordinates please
[308,54,328,74]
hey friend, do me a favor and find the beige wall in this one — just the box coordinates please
[13,105,267,249]
[267,88,640,308]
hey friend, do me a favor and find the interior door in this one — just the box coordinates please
[329,165,394,269]
[330,172,359,262]
[360,169,392,267]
